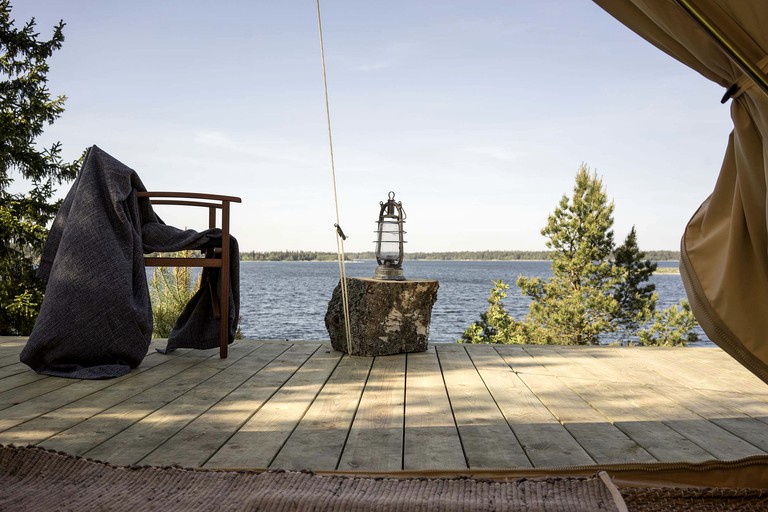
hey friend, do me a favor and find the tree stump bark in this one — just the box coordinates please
[325,278,439,356]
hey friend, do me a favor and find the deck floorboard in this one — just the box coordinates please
[403,347,466,470]
[337,353,406,471]
[2,338,766,471]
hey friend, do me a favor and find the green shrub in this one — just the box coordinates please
[460,280,531,344]
[148,254,199,338]
[638,300,699,346]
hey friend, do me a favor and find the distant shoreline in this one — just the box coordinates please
[654,266,681,274]
[240,250,681,263]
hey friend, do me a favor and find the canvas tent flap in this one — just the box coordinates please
[593,0,768,384]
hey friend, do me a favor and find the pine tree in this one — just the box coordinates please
[638,300,699,346]
[0,1,80,334]
[517,164,620,345]
[612,226,657,342]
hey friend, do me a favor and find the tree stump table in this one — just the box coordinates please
[325,277,439,356]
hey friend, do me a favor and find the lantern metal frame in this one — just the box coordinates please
[373,191,406,281]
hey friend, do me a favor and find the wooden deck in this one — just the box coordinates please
[2,337,768,472]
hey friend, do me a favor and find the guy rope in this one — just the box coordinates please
[316,0,353,355]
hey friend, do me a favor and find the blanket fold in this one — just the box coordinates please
[20,146,239,379]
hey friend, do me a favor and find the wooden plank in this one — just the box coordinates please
[0,339,27,359]
[0,378,119,433]
[608,346,768,398]
[496,345,656,464]
[0,346,260,446]
[596,347,768,459]
[467,346,594,467]
[705,389,768,427]
[585,347,768,455]
[0,353,23,368]
[582,345,763,415]
[83,343,283,465]
[544,347,761,462]
[707,403,768,457]
[205,345,342,469]
[576,347,681,388]
[337,354,406,472]
[652,347,768,396]
[0,371,63,411]
[437,345,531,468]
[38,353,228,455]
[553,346,634,383]
[0,339,180,412]
[662,346,768,383]
[524,346,717,462]
[665,413,768,460]
[557,375,716,462]
[0,362,36,380]
[139,342,302,467]
[270,354,374,471]
[4,337,767,472]
[403,347,466,470]
[0,337,27,344]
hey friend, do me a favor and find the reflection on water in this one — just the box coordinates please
[236,260,709,344]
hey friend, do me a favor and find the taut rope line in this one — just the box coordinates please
[316,0,353,355]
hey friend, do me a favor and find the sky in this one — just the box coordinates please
[10,1,732,253]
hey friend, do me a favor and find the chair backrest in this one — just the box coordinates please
[138,191,241,266]
[137,191,241,358]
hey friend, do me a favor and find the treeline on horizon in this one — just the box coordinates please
[239,250,681,262]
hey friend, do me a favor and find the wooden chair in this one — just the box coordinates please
[137,191,241,358]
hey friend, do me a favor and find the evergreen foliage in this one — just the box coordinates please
[612,226,658,341]
[638,300,699,346]
[459,280,506,344]
[460,280,528,344]
[462,164,699,346]
[0,1,80,334]
[517,165,620,345]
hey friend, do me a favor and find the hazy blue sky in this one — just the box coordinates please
[12,1,732,253]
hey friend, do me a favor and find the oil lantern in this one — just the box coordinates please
[373,191,406,280]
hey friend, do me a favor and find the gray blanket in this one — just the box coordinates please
[20,146,239,379]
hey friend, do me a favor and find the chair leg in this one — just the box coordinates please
[219,258,229,359]
[219,273,229,359]
[219,204,232,359]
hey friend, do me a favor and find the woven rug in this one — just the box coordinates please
[620,487,768,511]
[0,445,623,511]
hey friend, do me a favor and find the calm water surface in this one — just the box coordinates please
[238,260,710,344]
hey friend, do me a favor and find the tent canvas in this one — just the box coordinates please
[593,0,768,385]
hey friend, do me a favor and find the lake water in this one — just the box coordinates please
[237,259,710,345]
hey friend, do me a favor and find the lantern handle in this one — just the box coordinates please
[381,191,406,220]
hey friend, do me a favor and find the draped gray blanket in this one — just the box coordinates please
[20,146,239,379]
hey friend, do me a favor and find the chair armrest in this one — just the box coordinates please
[138,191,242,203]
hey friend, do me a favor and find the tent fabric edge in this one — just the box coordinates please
[680,235,768,385]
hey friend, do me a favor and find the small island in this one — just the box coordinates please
[240,250,681,262]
